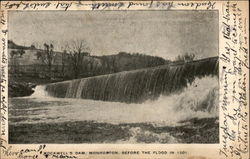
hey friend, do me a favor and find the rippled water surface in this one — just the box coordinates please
[9,76,219,144]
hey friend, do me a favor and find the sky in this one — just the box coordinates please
[8,10,218,60]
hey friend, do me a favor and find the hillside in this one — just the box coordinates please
[8,40,30,50]
[8,41,169,79]
[95,52,169,73]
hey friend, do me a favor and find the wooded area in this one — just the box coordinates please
[8,40,196,81]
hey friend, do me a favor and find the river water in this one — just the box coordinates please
[9,76,219,143]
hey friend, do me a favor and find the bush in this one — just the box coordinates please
[175,53,195,63]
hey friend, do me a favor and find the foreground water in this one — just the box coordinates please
[9,76,219,144]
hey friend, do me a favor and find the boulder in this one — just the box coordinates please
[9,81,36,97]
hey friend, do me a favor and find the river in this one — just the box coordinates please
[9,76,219,144]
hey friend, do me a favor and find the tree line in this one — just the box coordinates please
[9,40,196,80]
[33,40,170,80]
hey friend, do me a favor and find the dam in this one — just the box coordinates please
[43,57,219,103]
[10,56,219,143]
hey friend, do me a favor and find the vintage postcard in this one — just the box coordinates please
[0,1,249,159]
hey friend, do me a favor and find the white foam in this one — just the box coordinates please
[12,76,218,126]
[30,85,48,98]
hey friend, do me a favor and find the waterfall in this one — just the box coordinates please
[43,57,218,103]
[25,76,218,125]
[30,85,48,98]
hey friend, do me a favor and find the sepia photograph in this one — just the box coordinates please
[8,10,219,144]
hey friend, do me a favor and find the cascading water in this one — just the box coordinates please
[10,57,219,143]
[44,57,218,103]
[13,76,218,125]
[30,85,48,98]
[25,57,219,124]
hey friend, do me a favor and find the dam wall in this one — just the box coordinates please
[44,57,219,103]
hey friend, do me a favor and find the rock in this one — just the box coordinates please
[9,81,35,97]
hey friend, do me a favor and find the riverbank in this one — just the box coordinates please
[8,81,35,97]
[8,76,63,97]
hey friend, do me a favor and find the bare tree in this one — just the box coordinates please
[61,50,67,79]
[10,50,18,74]
[109,56,118,73]
[66,40,90,79]
[37,43,57,79]
[10,50,25,74]
[175,53,195,63]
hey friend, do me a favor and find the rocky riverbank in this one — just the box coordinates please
[8,81,36,97]
[8,76,64,97]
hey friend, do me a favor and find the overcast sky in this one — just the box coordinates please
[8,10,218,60]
